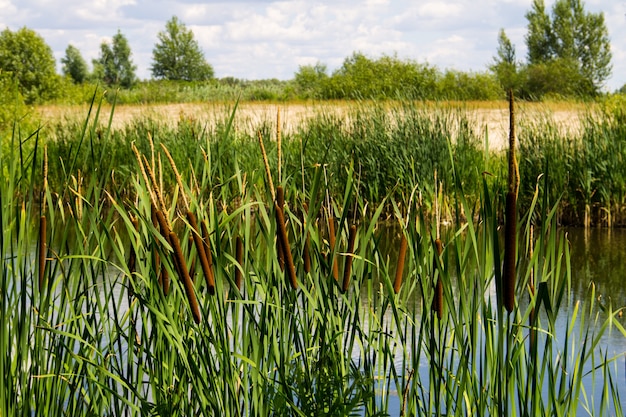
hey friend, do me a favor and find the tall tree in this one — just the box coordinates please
[61,44,89,84]
[525,0,554,64]
[151,16,214,81]
[0,27,60,103]
[524,0,611,94]
[491,29,520,91]
[93,30,137,88]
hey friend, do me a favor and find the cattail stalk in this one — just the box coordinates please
[432,238,444,319]
[328,214,339,280]
[342,224,357,293]
[235,236,244,290]
[38,215,47,288]
[302,202,311,274]
[200,220,215,283]
[274,188,297,289]
[503,89,519,314]
[393,233,408,294]
[187,211,215,295]
[169,231,201,324]
[275,186,286,271]
[529,225,536,352]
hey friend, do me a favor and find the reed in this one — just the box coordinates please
[2,96,624,416]
[187,210,215,294]
[342,224,357,293]
[235,235,244,290]
[274,186,298,289]
[169,231,201,324]
[327,213,339,280]
[503,89,519,313]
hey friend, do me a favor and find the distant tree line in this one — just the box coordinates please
[0,0,619,105]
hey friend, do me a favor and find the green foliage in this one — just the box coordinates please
[491,29,522,92]
[323,52,440,99]
[293,62,328,99]
[61,44,89,84]
[0,27,60,103]
[151,16,214,81]
[523,0,611,96]
[2,101,624,416]
[92,30,137,88]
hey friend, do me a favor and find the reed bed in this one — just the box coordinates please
[1,95,625,416]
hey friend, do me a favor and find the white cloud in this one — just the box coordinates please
[1,0,624,90]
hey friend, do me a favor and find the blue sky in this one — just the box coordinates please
[2,0,624,91]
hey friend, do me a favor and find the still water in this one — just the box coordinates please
[374,226,626,415]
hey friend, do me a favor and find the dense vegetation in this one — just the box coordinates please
[1,94,624,416]
[0,1,621,105]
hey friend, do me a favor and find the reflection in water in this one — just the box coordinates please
[567,227,626,308]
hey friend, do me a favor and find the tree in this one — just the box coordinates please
[293,62,328,98]
[61,44,89,84]
[525,0,554,64]
[491,29,520,92]
[0,27,60,103]
[151,16,214,81]
[93,30,137,88]
[524,0,611,95]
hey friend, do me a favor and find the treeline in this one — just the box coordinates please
[0,0,622,108]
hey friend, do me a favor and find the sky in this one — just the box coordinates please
[2,0,625,92]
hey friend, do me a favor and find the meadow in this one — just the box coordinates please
[1,90,625,415]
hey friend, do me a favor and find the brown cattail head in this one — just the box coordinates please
[38,215,47,288]
[274,199,298,289]
[169,231,201,324]
[235,236,244,291]
[393,233,408,294]
[187,211,215,295]
[432,238,444,319]
[342,224,357,293]
[503,191,517,313]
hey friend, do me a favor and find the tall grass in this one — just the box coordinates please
[1,95,624,415]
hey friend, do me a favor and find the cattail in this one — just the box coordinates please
[328,214,339,280]
[342,224,357,293]
[127,216,138,276]
[187,211,215,295]
[503,89,519,314]
[393,233,408,294]
[503,192,517,313]
[188,234,196,282]
[235,236,244,290]
[275,186,286,271]
[38,215,47,288]
[432,238,444,319]
[169,231,201,324]
[274,192,297,289]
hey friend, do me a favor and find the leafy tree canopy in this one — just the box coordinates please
[93,30,137,88]
[151,16,214,81]
[0,27,60,103]
[525,0,611,95]
[61,44,89,84]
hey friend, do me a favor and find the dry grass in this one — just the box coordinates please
[35,100,592,150]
